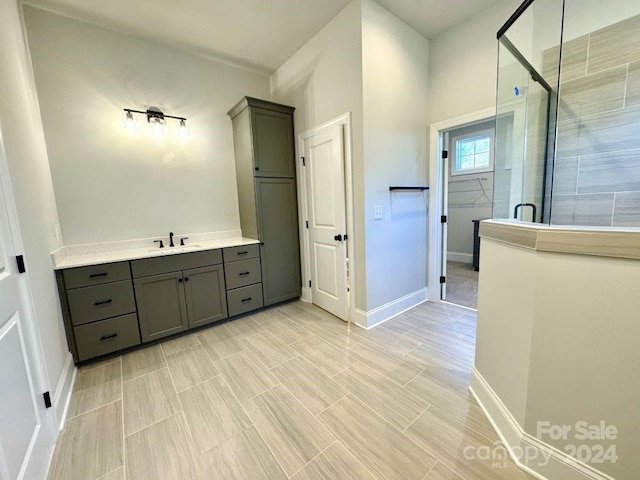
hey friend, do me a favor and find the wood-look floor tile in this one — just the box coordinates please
[123,368,181,436]
[125,413,203,480]
[291,442,374,480]
[48,401,123,480]
[273,301,320,328]
[303,314,366,350]
[197,325,244,361]
[405,368,495,439]
[122,345,166,382]
[198,426,287,480]
[97,467,125,480]
[267,315,313,344]
[347,340,424,385]
[424,461,465,480]
[215,350,279,402]
[160,334,201,356]
[405,341,473,372]
[318,395,436,480]
[179,376,252,454]
[378,314,422,334]
[359,325,421,356]
[165,346,219,392]
[290,334,358,377]
[223,309,276,338]
[334,362,428,430]
[271,356,347,416]
[405,407,531,480]
[244,385,334,476]
[78,355,120,373]
[241,330,297,369]
[68,360,121,418]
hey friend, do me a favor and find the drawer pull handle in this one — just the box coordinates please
[94,299,113,306]
[241,297,252,303]
[100,333,118,341]
[237,251,248,255]
[239,271,250,276]
[89,272,108,278]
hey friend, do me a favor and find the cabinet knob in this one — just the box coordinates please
[178,278,183,283]
[255,167,259,171]
[184,277,190,282]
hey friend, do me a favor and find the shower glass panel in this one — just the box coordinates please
[494,0,564,223]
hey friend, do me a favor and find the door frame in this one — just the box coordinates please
[297,113,356,324]
[427,107,496,303]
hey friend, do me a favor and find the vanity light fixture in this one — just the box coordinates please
[123,107,187,137]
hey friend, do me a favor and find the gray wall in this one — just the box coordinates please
[24,7,271,246]
[545,14,640,227]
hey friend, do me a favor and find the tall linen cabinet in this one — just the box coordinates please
[227,97,301,306]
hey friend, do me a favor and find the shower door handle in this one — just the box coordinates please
[513,203,537,222]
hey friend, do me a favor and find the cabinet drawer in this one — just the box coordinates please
[74,314,141,362]
[63,262,131,289]
[67,280,136,326]
[223,244,260,263]
[131,249,222,278]
[227,283,264,317]
[224,258,261,289]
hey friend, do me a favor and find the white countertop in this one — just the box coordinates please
[53,235,260,270]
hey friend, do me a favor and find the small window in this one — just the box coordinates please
[452,132,494,176]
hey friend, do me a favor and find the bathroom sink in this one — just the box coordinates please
[148,245,202,254]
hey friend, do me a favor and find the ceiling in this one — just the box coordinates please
[24,0,499,74]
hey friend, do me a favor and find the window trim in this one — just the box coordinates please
[450,128,495,176]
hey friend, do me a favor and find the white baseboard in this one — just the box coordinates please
[53,352,76,432]
[447,252,473,263]
[470,368,615,480]
[354,288,427,329]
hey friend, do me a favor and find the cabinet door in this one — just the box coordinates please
[183,265,228,329]
[251,108,295,178]
[256,178,301,305]
[134,272,188,342]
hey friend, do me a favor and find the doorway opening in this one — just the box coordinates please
[297,113,355,324]
[428,108,496,310]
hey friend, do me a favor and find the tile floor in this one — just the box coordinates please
[48,300,533,480]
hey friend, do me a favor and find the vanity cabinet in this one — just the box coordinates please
[56,242,263,364]
[56,262,141,362]
[228,97,301,306]
[132,252,227,342]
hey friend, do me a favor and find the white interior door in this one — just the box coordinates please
[304,124,348,320]
[0,137,54,479]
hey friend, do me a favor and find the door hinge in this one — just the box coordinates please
[309,280,312,288]
[441,215,447,223]
[442,150,449,159]
[43,391,52,409]
[305,220,309,229]
[440,276,446,284]
[301,156,306,166]
[16,255,26,273]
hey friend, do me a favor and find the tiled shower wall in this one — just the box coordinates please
[544,14,640,227]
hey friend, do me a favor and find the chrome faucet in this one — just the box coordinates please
[169,232,175,247]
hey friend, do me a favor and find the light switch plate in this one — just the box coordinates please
[374,206,383,220]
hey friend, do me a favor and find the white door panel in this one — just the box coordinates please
[0,132,54,479]
[304,124,348,320]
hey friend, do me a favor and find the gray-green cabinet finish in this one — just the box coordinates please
[134,272,189,343]
[228,97,301,306]
[74,314,141,362]
[183,265,227,328]
[255,178,301,306]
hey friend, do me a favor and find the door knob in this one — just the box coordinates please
[334,234,343,242]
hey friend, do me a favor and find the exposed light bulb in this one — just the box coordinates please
[123,110,138,132]
[148,116,165,138]
[179,119,189,139]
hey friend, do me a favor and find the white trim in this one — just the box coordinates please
[53,353,76,431]
[354,288,427,329]
[446,252,473,264]
[470,368,616,480]
[297,113,356,325]
[428,107,496,303]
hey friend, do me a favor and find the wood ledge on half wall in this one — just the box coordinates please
[479,219,640,261]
